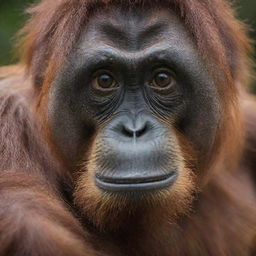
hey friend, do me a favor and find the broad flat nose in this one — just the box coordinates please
[121,118,148,138]
[112,115,153,140]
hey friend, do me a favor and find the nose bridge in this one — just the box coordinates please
[112,81,154,139]
[119,88,150,134]
[124,113,147,131]
[122,86,147,110]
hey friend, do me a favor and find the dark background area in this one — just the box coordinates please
[0,0,255,91]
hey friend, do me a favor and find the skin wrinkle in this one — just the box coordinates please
[95,129,178,178]
[48,10,220,164]
[61,9,200,232]
[0,1,255,255]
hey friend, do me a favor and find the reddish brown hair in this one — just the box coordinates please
[0,1,255,254]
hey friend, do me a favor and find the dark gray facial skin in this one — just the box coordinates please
[48,6,220,192]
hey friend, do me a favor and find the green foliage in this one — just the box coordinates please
[236,0,256,93]
[0,0,35,64]
[0,0,255,91]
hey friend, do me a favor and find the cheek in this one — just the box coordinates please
[47,85,95,163]
[181,85,221,161]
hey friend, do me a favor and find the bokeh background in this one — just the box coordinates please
[0,0,255,91]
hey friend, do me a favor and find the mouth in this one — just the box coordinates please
[95,172,177,193]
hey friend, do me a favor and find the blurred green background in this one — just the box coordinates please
[0,0,255,91]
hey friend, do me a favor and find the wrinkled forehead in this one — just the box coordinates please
[78,6,194,52]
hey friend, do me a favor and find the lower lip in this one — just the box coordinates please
[95,172,177,193]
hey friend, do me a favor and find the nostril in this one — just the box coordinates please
[121,122,148,138]
[121,126,134,138]
[135,124,148,137]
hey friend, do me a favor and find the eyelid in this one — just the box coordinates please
[92,69,115,78]
[152,66,176,74]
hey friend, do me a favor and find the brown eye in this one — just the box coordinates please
[150,69,176,90]
[98,74,114,88]
[92,71,118,91]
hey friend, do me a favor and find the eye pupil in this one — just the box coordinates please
[155,72,170,87]
[98,74,114,88]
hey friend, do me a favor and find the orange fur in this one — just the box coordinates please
[0,0,255,255]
